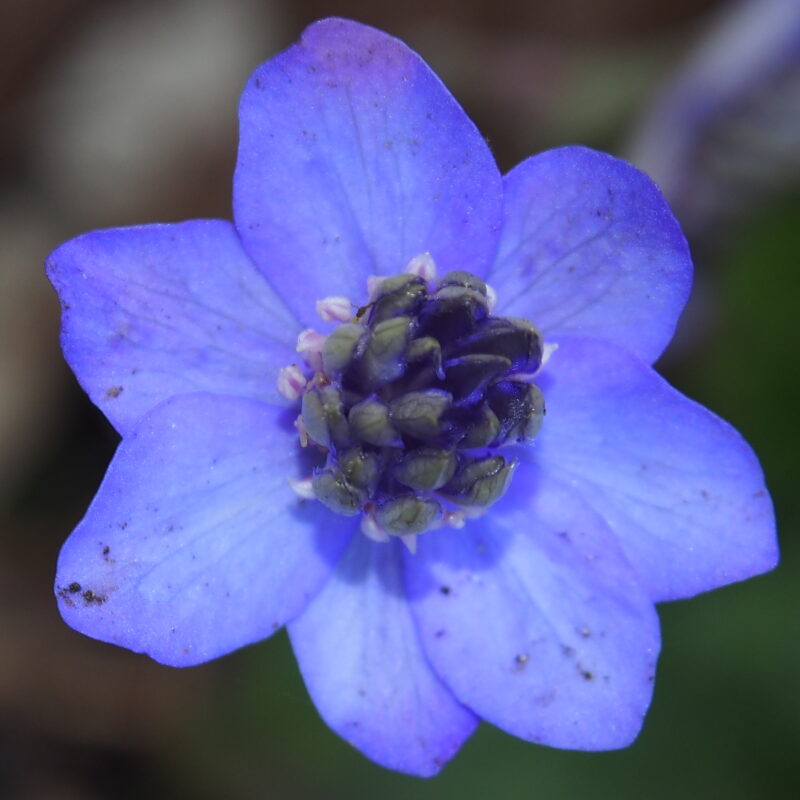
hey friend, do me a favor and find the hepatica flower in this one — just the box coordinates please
[48,18,778,776]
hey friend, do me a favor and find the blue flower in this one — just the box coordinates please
[47,18,778,777]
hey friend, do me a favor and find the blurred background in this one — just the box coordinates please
[1,0,798,797]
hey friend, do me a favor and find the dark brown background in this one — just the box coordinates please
[1,1,797,798]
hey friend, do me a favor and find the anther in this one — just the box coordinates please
[404,252,437,282]
[316,296,353,322]
[287,476,316,500]
[361,510,391,543]
[296,329,327,371]
[366,274,385,299]
[277,364,307,401]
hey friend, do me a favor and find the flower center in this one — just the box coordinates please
[280,255,546,549]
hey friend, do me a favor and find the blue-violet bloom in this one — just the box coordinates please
[48,18,778,777]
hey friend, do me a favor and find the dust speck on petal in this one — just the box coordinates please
[81,589,107,606]
[513,653,529,672]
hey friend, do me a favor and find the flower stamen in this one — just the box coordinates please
[277,364,308,401]
[404,252,437,282]
[316,296,354,322]
[281,257,546,546]
[296,328,327,371]
[287,476,316,500]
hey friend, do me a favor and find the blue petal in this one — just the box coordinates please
[55,393,354,666]
[234,18,503,325]
[405,471,660,750]
[535,337,778,601]
[488,146,692,364]
[47,220,301,436]
[288,535,477,777]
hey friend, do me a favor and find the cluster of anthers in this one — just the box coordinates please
[278,254,553,553]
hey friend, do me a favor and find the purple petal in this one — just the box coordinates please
[488,146,692,364]
[234,18,503,325]
[405,472,660,750]
[535,337,778,601]
[288,535,477,776]
[47,220,301,436]
[55,393,354,667]
[630,0,800,235]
